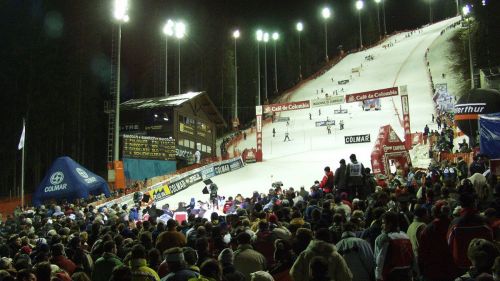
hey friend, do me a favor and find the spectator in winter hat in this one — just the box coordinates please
[156,219,187,254]
[182,247,200,274]
[218,248,245,281]
[129,244,160,281]
[467,239,499,277]
[269,239,294,281]
[250,271,274,281]
[190,259,223,281]
[50,243,76,275]
[161,247,198,281]
[233,232,266,281]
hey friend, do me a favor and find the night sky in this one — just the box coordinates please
[0,0,460,196]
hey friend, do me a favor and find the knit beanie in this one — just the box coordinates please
[218,248,234,265]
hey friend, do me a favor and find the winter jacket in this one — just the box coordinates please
[418,217,458,281]
[374,231,418,281]
[92,252,123,281]
[290,239,353,281]
[51,255,77,275]
[320,171,335,193]
[406,219,426,258]
[447,208,493,270]
[162,268,199,281]
[334,164,348,191]
[457,159,468,180]
[254,229,278,269]
[336,232,374,281]
[130,258,160,281]
[233,244,267,281]
[156,229,187,253]
[346,161,365,190]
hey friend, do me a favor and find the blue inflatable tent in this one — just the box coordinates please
[479,112,500,159]
[32,156,110,206]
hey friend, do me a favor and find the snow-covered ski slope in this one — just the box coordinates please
[158,17,460,206]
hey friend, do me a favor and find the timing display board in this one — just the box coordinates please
[122,135,176,161]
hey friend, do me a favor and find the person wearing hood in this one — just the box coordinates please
[218,248,245,281]
[129,244,160,281]
[290,228,352,281]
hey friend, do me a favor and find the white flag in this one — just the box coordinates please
[18,123,25,150]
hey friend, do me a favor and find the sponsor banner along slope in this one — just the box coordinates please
[345,87,399,103]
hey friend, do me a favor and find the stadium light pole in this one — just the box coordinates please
[263,32,269,103]
[296,22,303,80]
[321,7,331,62]
[381,0,387,35]
[162,19,174,97]
[463,5,474,89]
[256,29,263,105]
[374,0,381,39]
[428,0,433,23]
[272,32,279,94]
[233,29,240,124]
[356,0,364,49]
[112,0,129,162]
[175,21,186,95]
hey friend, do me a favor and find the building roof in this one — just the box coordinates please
[121,91,226,127]
[121,91,203,110]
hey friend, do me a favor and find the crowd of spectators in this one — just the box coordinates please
[0,150,499,281]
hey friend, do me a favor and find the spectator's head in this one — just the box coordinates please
[130,244,146,260]
[414,206,428,220]
[350,154,357,162]
[16,268,36,281]
[324,166,330,173]
[274,239,293,263]
[342,222,357,233]
[236,232,252,245]
[195,238,209,255]
[103,240,117,254]
[50,243,65,257]
[182,247,198,267]
[339,159,346,165]
[218,248,234,265]
[34,261,52,281]
[382,211,399,233]
[166,219,177,230]
[199,259,222,281]
[250,271,275,281]
[459,192,475,209]
[468,239,499,274]
[163,247,186,272]
[315,228,331,243]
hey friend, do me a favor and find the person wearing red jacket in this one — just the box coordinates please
[320,166,334,194]
[418,201,459,281]
[447,193,493,273]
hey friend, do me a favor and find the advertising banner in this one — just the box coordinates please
[274,116,290,123]
[315,120,336,127]
[310,96,344,107]
[263,100,310,114]
[400,85,412,150]
[346,87,399,103]
[345,134,371,144]
[151,184,172,202]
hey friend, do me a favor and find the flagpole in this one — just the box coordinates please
[21,118,25,209]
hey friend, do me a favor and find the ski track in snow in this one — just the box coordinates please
[157,17,461,210]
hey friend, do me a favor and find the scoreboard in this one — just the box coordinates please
[122,135,176,161]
